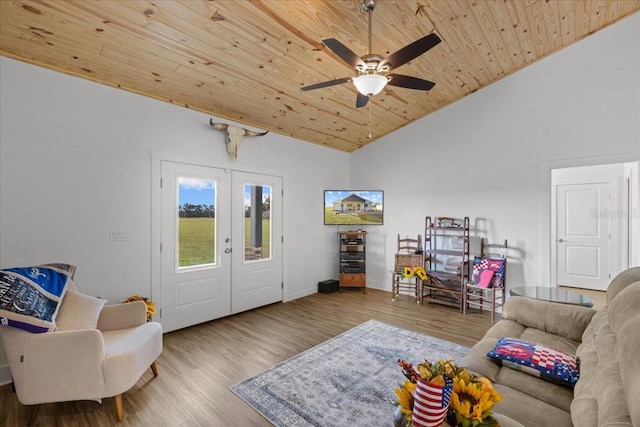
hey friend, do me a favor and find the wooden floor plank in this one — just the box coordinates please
[0,288,496,426]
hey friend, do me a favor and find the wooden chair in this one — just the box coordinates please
[464,238,508,322]
[391,234,423,303]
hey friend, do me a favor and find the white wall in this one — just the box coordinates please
[0,56,350,382]
[351,13,640,291]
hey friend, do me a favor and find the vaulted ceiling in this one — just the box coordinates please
[1,1,638,152]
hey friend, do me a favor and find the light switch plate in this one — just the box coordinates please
[110,230,128,242]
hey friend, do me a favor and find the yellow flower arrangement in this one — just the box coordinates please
[394,379,417,422]
[450,376,502,427]
[395,359,502,427]
[403,266,428,281]
[123,294,157,321]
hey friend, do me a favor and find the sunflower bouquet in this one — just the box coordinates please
[403,266,428,281]
[123,294,157,321]
[395,359,503,427]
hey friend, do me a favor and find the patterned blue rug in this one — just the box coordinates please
[230,319,469,427]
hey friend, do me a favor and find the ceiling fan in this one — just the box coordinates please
[301,0,441,108]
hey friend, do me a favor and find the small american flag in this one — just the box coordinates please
[412,377,453,427]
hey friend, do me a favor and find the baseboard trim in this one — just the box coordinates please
[0,363,11,386]
[284,287,316,302]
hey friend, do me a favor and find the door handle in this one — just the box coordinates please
[558,238,565,242]
[225,248,232,253]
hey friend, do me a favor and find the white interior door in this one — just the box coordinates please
[556,182,611,290]
[231,171,283,313]
[161,161,231,332]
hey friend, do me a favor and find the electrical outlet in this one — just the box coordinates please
[110,230,128,242]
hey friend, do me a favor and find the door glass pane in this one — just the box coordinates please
[244,183,271,261]
[177,177,216,268]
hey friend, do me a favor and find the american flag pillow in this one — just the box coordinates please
[487,337,579,387]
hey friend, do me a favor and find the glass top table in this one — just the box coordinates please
[509,286,594,307]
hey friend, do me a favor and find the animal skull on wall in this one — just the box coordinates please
[209,119,269,161]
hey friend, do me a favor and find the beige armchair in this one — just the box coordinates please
[0,285,162,425]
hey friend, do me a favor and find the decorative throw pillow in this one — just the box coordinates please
[472,257,506,288]
[55,290,106,331]
[475,269,495,288]
[0,263,76,333]
[487,337,579,387]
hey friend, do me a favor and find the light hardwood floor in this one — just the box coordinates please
[0,289,498,427]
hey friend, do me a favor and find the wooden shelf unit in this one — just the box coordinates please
[422,216,470,310]
[338,231,367,292]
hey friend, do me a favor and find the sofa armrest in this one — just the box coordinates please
[97,300,147,331]
[10,328,106,404]
[503,296,596,342]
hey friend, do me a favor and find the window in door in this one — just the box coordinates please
[177,176,216,268]
[244,183,271,261]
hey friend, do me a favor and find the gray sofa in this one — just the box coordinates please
[462,267,640,427]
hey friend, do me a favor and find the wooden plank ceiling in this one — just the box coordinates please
[1,0,638,152]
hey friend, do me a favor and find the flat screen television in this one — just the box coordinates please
[324,190,384,225]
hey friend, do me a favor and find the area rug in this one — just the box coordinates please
[230,319,469,427]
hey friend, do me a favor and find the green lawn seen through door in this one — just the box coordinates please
[179,217,271,267]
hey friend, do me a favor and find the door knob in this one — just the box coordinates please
[224,248,232,253]
[558,238,564,242]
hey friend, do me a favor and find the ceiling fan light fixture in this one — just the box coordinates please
[353,74,388,96]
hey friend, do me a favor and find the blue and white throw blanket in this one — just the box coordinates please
[0,263,76,333]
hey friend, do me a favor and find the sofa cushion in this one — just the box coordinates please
[462,337,502,382]
[608,280,640,337]
[0,264,76,333]
[494,361,574,411]
[502,296,596,342]
[462,320,525,382]
[606,266,640,304]
[517,328,581,355]
[491,383,572,427]
[573,303,634,427]
[487,337,579,387]
[503,297,596,341]
[462,322,575,412]
[56,290,106,331]
[608,282,640,426]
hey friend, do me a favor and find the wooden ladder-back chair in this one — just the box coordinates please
[391,234,424,303]
[464,238,508,322]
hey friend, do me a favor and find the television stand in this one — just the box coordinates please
[338,231,367,292]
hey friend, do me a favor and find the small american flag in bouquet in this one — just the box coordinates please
[412,376,453,427]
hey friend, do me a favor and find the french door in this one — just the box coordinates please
[160,161,282,332]
[231,171,283,314]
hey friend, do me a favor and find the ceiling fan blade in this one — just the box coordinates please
[301,77,352,91]
[356,93,369,108]
[387,74,435,91]
[377,33,441,72]
[323,38,367,70]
